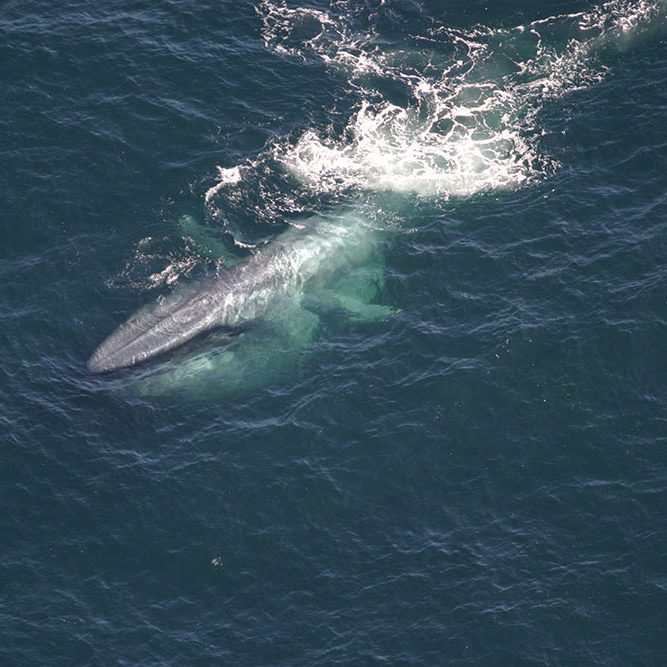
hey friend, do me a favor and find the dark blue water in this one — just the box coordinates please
[2,1,667,663]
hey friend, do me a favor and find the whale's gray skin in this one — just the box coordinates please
[88,211,385,375]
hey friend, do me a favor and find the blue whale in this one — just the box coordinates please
[88,211,389,379]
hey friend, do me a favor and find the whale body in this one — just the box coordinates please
[88,212,385,375]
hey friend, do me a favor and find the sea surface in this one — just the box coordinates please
[2,0,667,664]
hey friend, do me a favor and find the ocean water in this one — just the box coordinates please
[2,0,667,663]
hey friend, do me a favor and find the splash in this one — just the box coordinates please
[211,0,665,204]
[204,166,242,205]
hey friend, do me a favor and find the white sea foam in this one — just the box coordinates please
[215,0,662,204]
[197,0,667,218]
[204,166,242,204]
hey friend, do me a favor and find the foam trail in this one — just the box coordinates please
[240,0,666,201]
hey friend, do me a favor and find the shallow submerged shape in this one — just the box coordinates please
[88,210,385,383]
